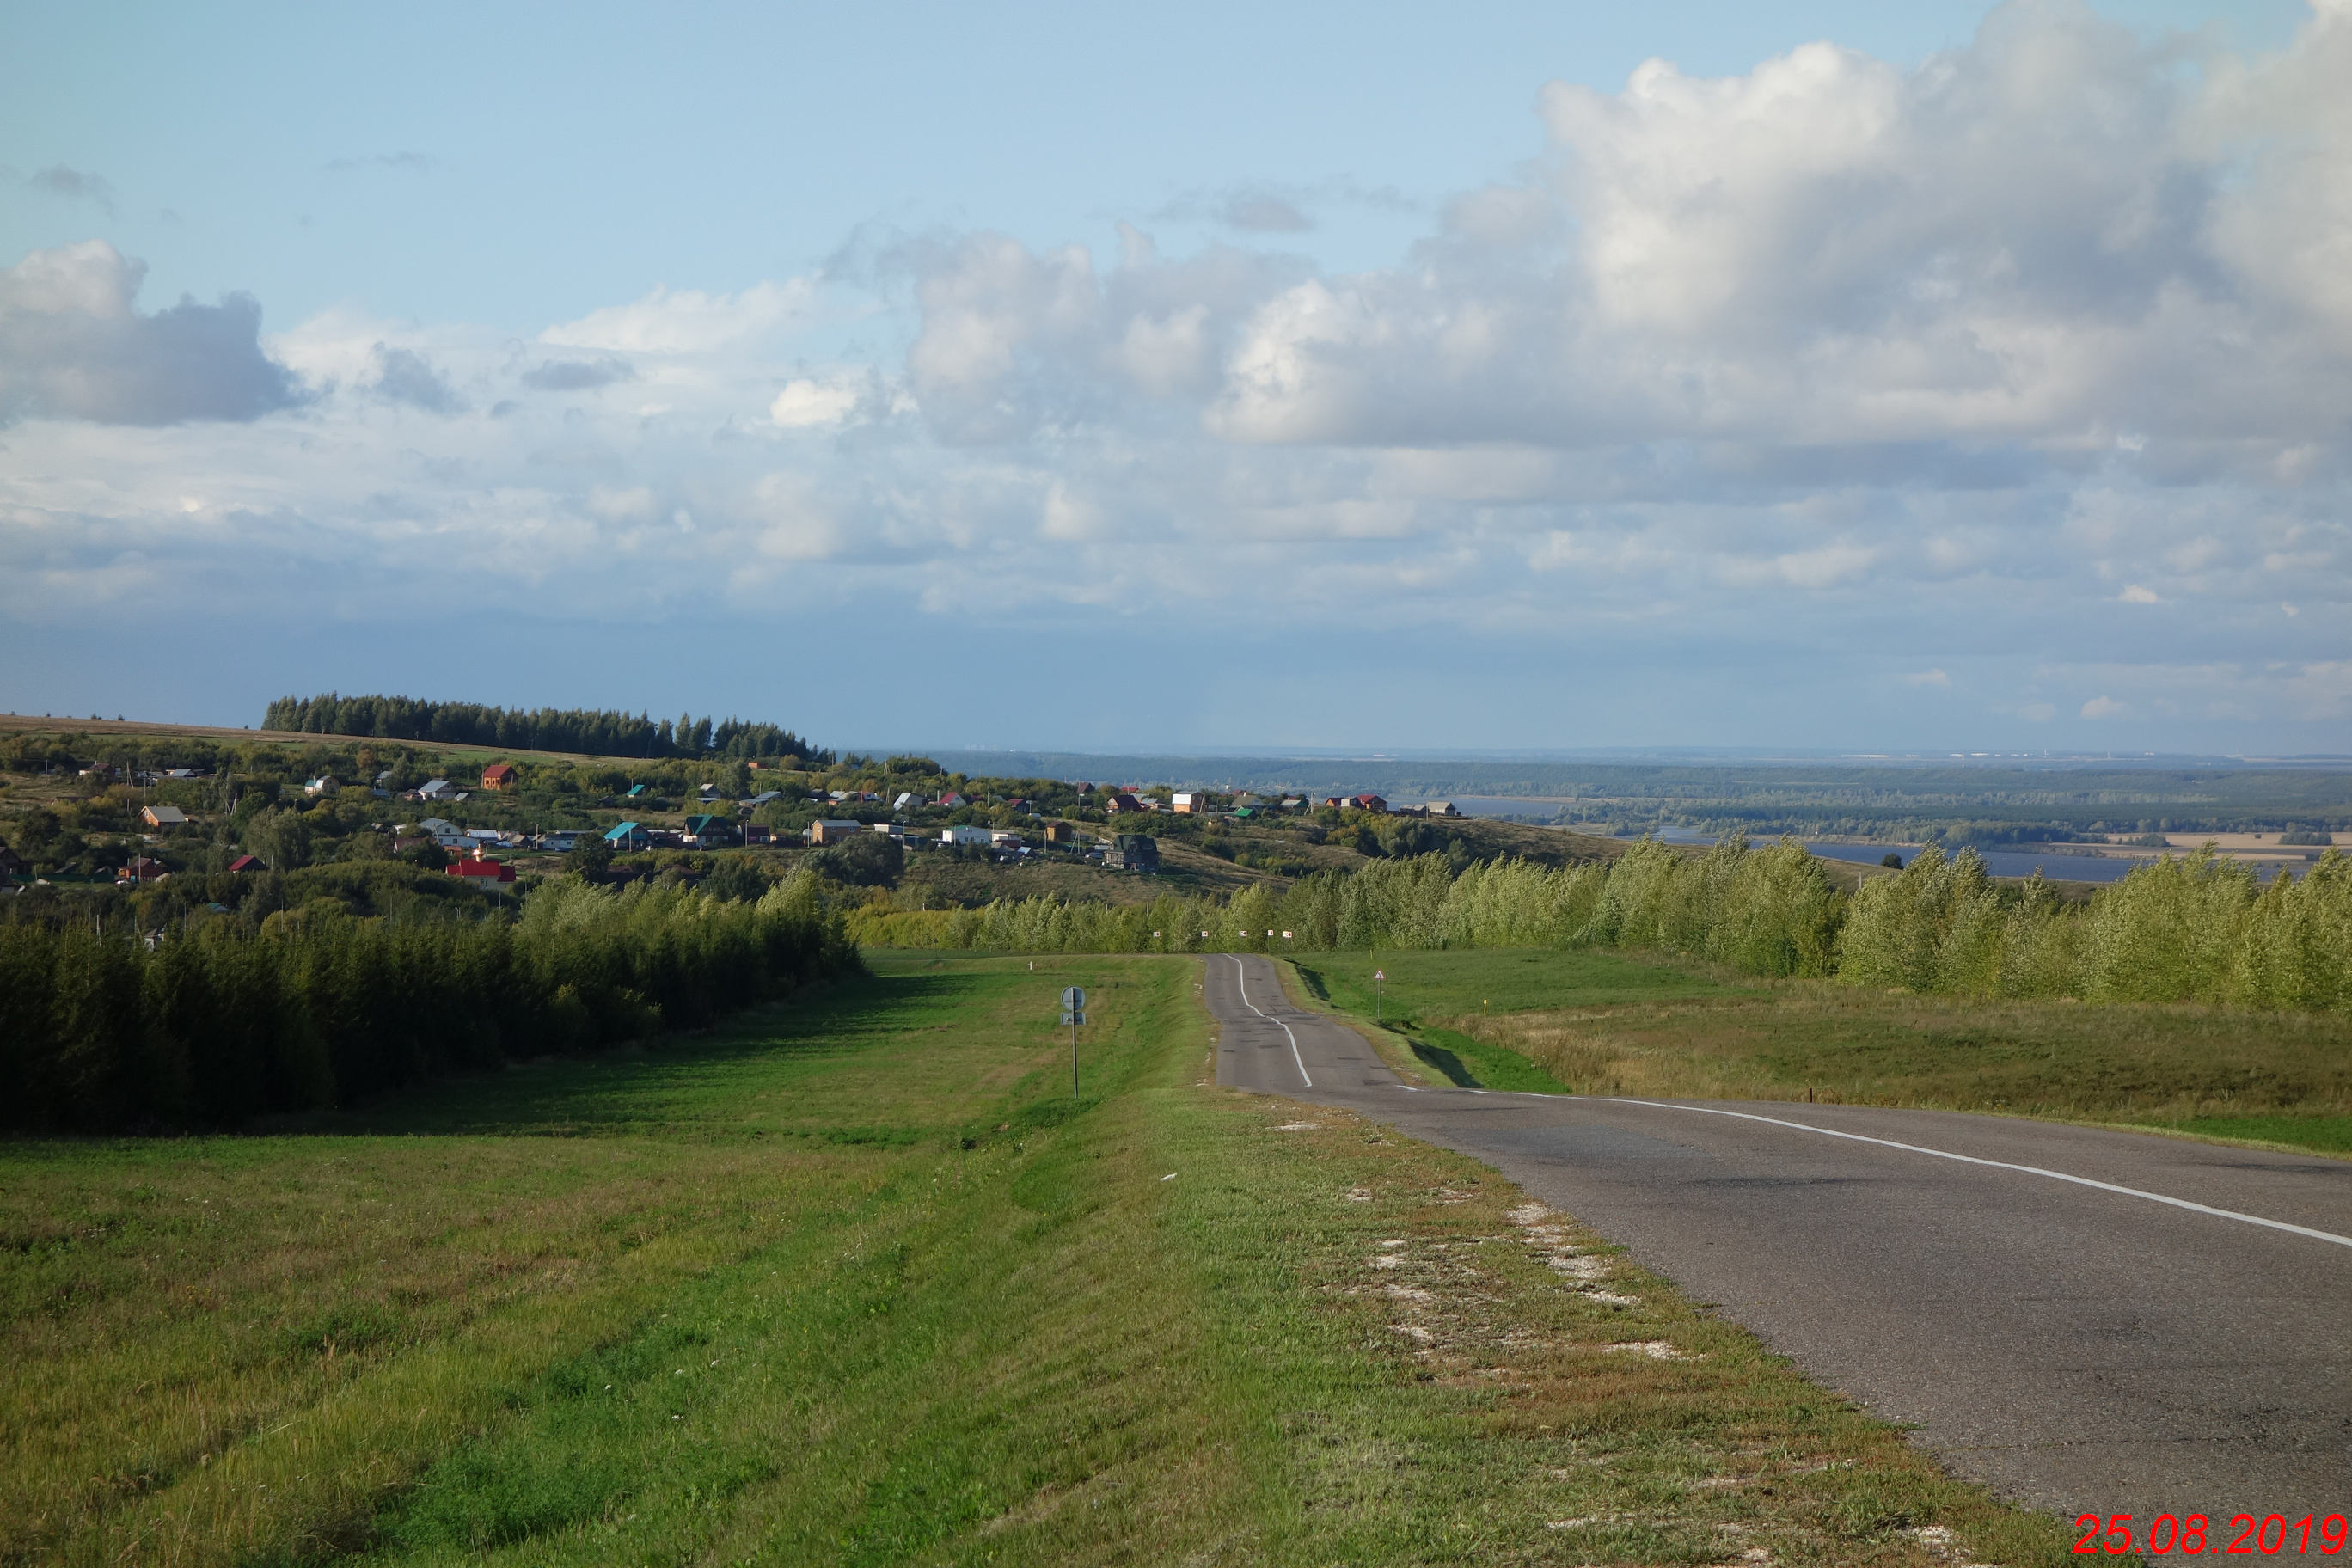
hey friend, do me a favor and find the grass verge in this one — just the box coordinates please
[1281,947,2352,1158]
[5,952,2071,1565]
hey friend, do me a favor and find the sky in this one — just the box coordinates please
[2,0,2345,757]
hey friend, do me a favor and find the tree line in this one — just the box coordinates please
[262,693,830,763]
[846,837,2352,1017]
[0,875,856,1133]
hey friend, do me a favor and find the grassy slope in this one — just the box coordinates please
[0,954,2072,1566]
[1284,948,2352,1156]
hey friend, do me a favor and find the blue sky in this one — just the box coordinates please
[2,0,2344,756]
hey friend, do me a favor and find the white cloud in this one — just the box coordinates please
[769,377,861,428]
[7,0,2352,750]
[0,241,299,424]
[542,279,817,354]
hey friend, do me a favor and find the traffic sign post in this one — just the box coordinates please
[1374,969,1385,1025]
[1062,986,1087,1099]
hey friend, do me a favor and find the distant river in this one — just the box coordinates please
[1436,800,2204,885]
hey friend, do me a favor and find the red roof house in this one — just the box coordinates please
[448,848,517,885]
[480,763,518,791]
[227,854,263,873]
[1351,794,1388,813]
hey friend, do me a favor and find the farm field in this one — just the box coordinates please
[1287,949,2352,1154]
[2,953,2068,1566]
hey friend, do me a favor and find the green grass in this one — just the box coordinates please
[1282,948,2352,1157]
[2,952,2073,1565]
[1289,949,1723,1095]
[2159,1113,2352,1153]
[1297,947,1730,1022]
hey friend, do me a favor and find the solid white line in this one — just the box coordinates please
[1399,1084,2352,1252]
[1229,954,1312,1089]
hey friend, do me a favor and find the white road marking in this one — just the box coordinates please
[1400,1084,2352,1252]
[1229,955,1312,1089]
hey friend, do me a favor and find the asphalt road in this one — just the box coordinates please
[1205,952,2352,1534]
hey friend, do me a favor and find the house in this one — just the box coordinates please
[141,805,189,829]
[1106,833,1160,872]
[699,783,723,803]
[1321,797,1345,810]
[1425,801,1461,818]
[226,853,263,873]
[989,830,1023,848]
[603,821,650,850]
[1172,792,1204,814]
[1280,798,1307,812]
[684,813,738,848]
[541,832,580,853]
[938,792,967,808]
[1042,820,1079,844]
[806,819,867,845]
[415,779,455,801]
[0,846,28,880]
[625,783,649,799]
[119,856,168,883]
[1351,794,1388,813]
[939,824,992,847]
[741,823,772,847]
[165,767,207,781]
[744,790,783,807]
[480,763,518,792]
[465,828,505,845]
[448,848,517,885]
[893,792,926,811]
[1106,793,1143,814]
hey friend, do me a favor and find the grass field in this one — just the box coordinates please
[0,952,2073,1565]
[1285,947,2352,1155]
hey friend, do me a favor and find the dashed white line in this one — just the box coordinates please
[1229,954,1312,1089]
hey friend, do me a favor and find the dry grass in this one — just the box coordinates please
[1454,983,2352,1126]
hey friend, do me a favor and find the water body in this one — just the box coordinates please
[1440,803,2249,885]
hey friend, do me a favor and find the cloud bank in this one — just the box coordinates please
[3,0,2348,745]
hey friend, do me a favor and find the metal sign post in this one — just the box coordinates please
[1374,969,1385,1025]
[1062,985,1087,1099]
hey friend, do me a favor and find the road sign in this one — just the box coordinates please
[1062,1011,1085,1026]
[1374,970,1385,981]
[1062,985,1086,1008]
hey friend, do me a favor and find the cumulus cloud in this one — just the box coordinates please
[0,241,300,425]
[7,0,2351,748]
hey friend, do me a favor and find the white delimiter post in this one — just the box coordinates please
[1063,985,1087,1099]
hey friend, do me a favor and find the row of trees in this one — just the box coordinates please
[0,874,856,1133]
[846,837,2352,1017]
[263,694,829,763]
